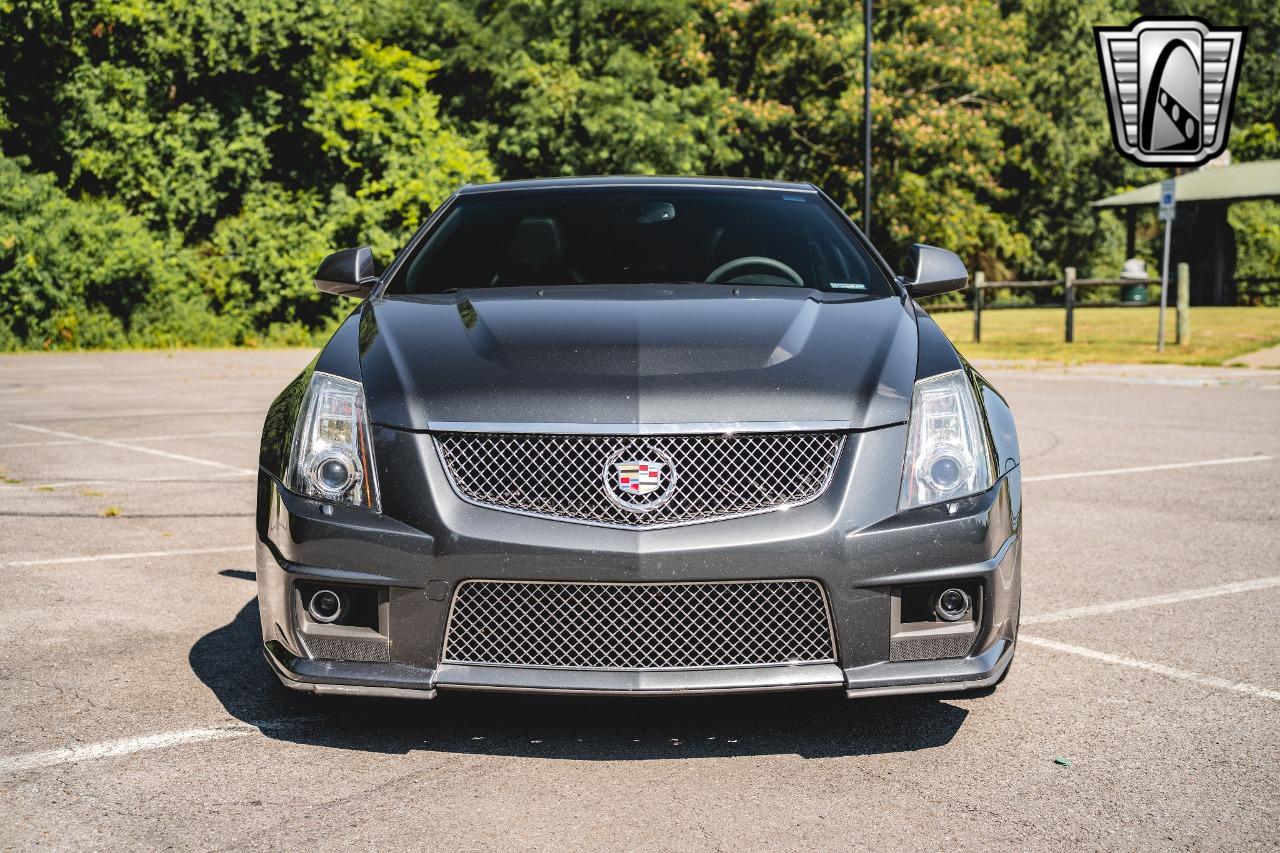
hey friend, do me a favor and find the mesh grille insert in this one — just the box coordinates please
[434,431,844,528]
[442,580,837,670]
[889,632,977,662]
[304,635,391,664]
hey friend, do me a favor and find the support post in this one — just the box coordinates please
[973,271,984,343]
[1176,262,1190,345]
[1158,217,1172,351]
[1064,267,1076,344]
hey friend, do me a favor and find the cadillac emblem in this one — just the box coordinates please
[603,452,676,512]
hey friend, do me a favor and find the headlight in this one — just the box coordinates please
[898,370,992,511]
[286,371,381,512]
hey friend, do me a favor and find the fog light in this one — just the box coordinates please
[935,587,971,622]
[307,589,345,624]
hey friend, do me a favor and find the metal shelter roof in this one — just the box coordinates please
[1092,159,1280,207]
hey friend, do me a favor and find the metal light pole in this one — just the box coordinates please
[863,0,872,237]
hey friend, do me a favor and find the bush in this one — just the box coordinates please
[1230,200,1280,307]
[196,184,340,335]
[0,154,236,349]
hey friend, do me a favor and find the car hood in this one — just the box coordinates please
[357,285,917,431]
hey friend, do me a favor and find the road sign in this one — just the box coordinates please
[1159,178,1177,221]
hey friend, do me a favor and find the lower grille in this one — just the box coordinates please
[889,632,977,662]
[442,579,836,670]
[303,635,391,663]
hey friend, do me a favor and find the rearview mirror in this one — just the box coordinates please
[315,247,379,298]
[902,244,968,298]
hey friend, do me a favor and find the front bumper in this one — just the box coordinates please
[256,425,1021,699]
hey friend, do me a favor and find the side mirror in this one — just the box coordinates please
[315,247,379,298]
[902,244,968,298]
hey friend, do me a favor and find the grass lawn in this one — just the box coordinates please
[928,305,1280,366]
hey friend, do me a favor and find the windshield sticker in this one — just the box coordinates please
[830,282,867,290]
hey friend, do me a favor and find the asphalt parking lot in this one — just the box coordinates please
[1,350,1277,850]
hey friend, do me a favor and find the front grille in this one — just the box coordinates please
[442,579,836,669]
[434,431,844,528]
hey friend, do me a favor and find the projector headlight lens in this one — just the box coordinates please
[309,451,357,497]
[899,370,992,511]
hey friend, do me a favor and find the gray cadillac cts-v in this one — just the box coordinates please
[256,176,1021,700]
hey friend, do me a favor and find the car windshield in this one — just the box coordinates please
[387,186,894,295]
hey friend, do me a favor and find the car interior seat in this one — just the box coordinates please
[490,216,584,286]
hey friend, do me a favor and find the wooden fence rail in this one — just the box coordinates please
[1236,277,1280,305]
[970,263,1191,345]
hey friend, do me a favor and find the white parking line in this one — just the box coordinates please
[0,471,254,491]
[1024,575,1280,625]
[6,422,255,475]
[0,725,257,774]
[1020,635,1280,702]
[0,430,258,450]
[3,545,253,568]
[0,439,81,449]
[131,430,259,444]
[15,408,262,422]
[1023,454,1273,483]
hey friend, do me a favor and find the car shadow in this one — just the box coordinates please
[191,594,973,761]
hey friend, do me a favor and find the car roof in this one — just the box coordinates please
[456,176,818,195]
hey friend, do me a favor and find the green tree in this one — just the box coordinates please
[362,0,740,179]
[0,153,235,349]
[1,3,498,347]
[1,0,341,237]
[195,184,339,339]
[1008,0,1144,280]
[59,61,278,234]
[688,0,1042,275]
[303,38,497,261]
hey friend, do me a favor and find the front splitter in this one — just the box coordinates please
[434,661,845,696]
[266,639,1013,699]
